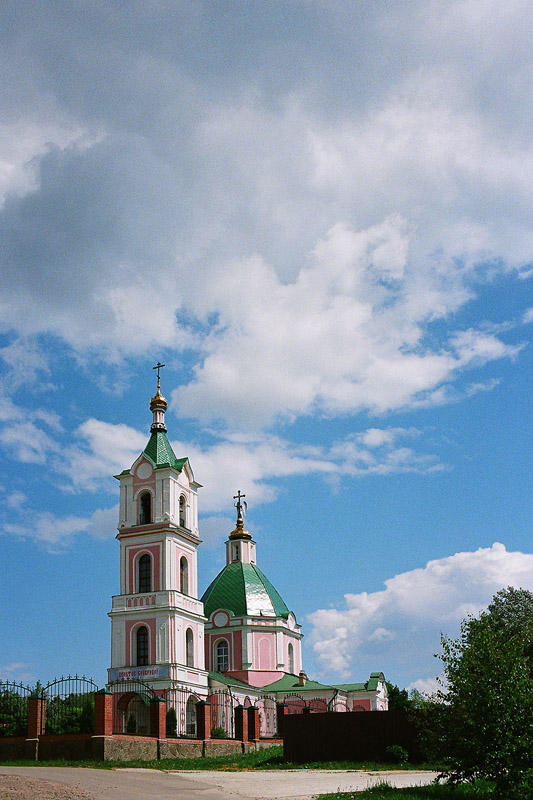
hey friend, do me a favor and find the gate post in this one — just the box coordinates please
[27,696,45,738]
[276,702,288,738]
[196,700,211,740]
[247,705,260,741]
[150,696,166,739]
[235,705,248,742]
[94,689,113,736]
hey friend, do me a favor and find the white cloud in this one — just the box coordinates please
[6,490,26,509]
[198,515,235,549]
[2,504,118,552]
[0,2,530,428]
[307,542,533,684]
[0,662,35,683]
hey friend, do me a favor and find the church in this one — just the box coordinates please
[107,370,387,735]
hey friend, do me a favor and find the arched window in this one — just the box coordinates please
[138,554,151,594]
[136,626,149,666]
[186,696,197,736]
[179,495,186,528]
[288,643,294,674]
[186,628,194,667]
[180,556,189,595]
[139,492,151,525]
[216,639,229,672]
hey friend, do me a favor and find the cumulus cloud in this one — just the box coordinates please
[2,504,118,552]
[307,543,533,685]
[51,417,445,510]
[0,1,530,428]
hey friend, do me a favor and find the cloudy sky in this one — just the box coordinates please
[1,0,532,691]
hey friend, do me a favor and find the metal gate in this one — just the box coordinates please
[41,675,98,735]
[0,680,31,737]
[108,678,162,736]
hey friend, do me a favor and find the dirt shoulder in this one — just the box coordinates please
[0,773,93,800]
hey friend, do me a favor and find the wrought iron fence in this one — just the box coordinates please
[41,675,98,735]
[108,678,162,736]
[0,681,31,737]
[207,689,238,738]
[167,686,201,737]
[257,695,277,738]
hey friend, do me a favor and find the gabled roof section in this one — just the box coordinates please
[201,562,290,620]
[143,430,188,471]
[261,673,335,693]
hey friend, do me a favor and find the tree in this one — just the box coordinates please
[166,706,177,738]
[385,682,410,710]
[436,587,533,799]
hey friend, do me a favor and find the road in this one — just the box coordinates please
[0,766,439,799]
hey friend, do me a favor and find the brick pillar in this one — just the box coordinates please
[150,696,166,739]
[247,705,260,741]
[94,690,113,736]
[27,697,45,738]
[276,702,288,738]
[303,706,313,714]
[235,705,248,742]
[196,700,211,740]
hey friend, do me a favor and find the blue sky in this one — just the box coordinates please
[1,0,532,693]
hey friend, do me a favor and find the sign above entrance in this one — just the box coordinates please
[108,665,170,682]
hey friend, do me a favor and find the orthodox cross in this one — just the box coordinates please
[233,491,247,527]
[152,361,165,389]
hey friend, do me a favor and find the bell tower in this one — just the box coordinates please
[108,364,208,698]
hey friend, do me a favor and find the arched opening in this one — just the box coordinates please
[186,696,197,736]
[186,628,194,667]
[125,694,150,735]
[215,639,229,672]
[180,556,189,595]
[139,492,151,525]
[179,495,186,527]
[288,643,294,674]
[136,626,149,666]
[138,554,151,593]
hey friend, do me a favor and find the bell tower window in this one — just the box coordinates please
[179,495,186,528]
[186,628,194,667]
[288,643,294,674]
[139,492,151,525]
[138,554,151,594]
[180,556,189,595]
[136,626,149,666]
[216,639,229,672]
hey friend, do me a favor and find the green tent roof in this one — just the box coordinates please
[201,562,290,620]
[143,430,188,471]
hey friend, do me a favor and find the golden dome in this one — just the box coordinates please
[150,387,167,411]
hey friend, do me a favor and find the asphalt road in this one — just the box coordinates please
[0,766,439,800]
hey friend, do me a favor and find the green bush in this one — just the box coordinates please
[384,744,408,763]
[210,725,228,739]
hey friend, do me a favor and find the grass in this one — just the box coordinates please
[317,780,494,800]
[0,745,439,771]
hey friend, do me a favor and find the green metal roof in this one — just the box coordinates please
[142,430,188,471]
[261,672,385,694]
[201,562,290,620]
[208,671,253,690]
[261,674,334,693]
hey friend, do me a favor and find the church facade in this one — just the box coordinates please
[108,374,387,734]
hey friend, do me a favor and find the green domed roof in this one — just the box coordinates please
[201,562,290,620]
